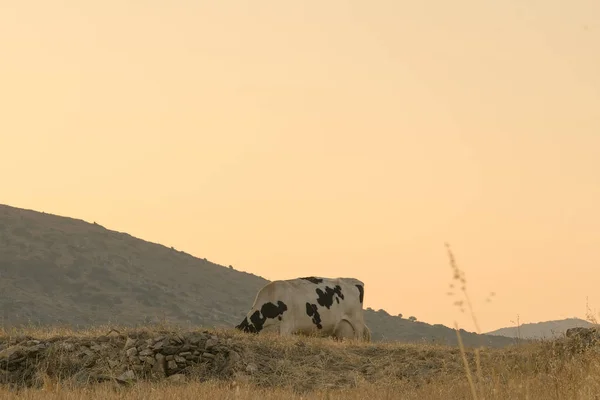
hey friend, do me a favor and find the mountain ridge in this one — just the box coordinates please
[486,317,594,339]
[0,203,516,348]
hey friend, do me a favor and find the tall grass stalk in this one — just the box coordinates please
[445,242,486,400]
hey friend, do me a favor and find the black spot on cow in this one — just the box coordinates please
[261,300,288,319]
[235,317,257,333]
[301,276,323,284]
[248,311,263,332]
[305,302,323,329]
[355,284,364,303]
[238,301,288,333]
[316,285,344,309]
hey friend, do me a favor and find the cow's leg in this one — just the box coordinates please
[278,319,295,337]
[352,322,371,342]
[361,323,371,342]
[333,319,356,341]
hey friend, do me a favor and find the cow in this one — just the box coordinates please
[235,276,371,342]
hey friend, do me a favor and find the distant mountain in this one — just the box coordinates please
[364,308,516,348]
[486,318,595,339]
[0,203,515,348]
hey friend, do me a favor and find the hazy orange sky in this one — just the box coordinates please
[1,1,599,333]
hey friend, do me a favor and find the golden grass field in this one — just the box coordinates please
[1,246,598,399]
[1,324,600,400]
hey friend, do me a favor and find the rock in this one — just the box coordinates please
[139,348,154,357]
[174,355,186,364]
[167,360,178,371]
[58,342,75,351]
[202,352,215,359]
[83,355,97,368]
[70,370,93,386]
[117,370,136,382]
[188,334,207,345]
[566,327,599,339]
[222,350,241,373]
[179,344,192,352]
[153,341,164,350]
[126,347,138,357]
[153,354,166,376]
[124,337,136,350]
[166,355,174,361]
[228,350,241,364]
[167,373,187,383]
[171,335,184,345]
[204,338,218,350]
[90,344,103,352]
[179,351,192,357]
[162,345,181,355]
[0,346,25,363]
[246,363,258,373]
[140,356,154,364]
[108,359,120,369]
[80,347,94,357]
[565,327,600,351]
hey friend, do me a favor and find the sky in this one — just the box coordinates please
[1,0,599,333]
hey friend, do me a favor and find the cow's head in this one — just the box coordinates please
[235,301,288,334]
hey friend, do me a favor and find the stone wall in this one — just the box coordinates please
[3,327,600,390]
[0,330,249,387]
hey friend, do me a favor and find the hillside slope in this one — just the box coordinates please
[0,204,267,328]
[0,204,514,347]
[486,318,594,339]
[364,309,515,347]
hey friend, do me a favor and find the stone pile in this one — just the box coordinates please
[563,327,600,353]
[0,330,248,387]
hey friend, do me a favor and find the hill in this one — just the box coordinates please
[0,204,515,348]
[486,318,595,339]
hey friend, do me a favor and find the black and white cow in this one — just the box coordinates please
[235,276,371,342]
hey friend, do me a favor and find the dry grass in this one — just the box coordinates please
[3,366,599,400]
[2,244,599,399]
[1,342,600,399]
[2,317,600,399]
